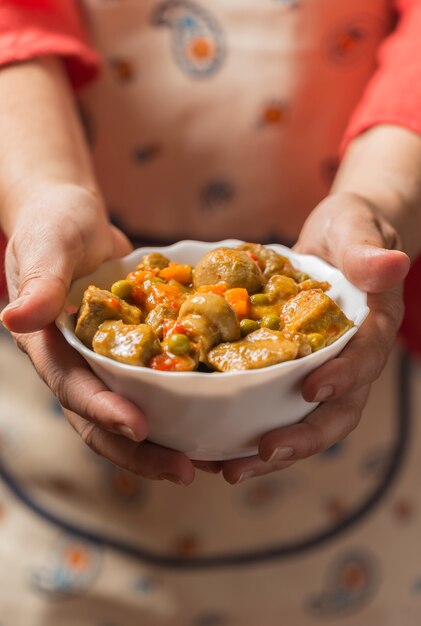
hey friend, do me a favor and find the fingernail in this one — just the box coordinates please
[114,424,140,442]
[1,298,25,315]
[268,446,294,463]
[158,473,185,485]
[0,299,24,326]
[313,385,334,403]
[237,470,256,483]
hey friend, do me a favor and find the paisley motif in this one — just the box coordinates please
[151,1,226,79]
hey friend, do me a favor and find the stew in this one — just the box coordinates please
[75,243,353,372]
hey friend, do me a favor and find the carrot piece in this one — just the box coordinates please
[232,300,249,318]
[197,284,227,296]
[126,269,155,284]
[148,282,185,312]
[149,353,192,372]
[149,354,177,371]
[171,321,188,336]
[162,318,177,338]
[158,263,192,285]
[224,288,250,319]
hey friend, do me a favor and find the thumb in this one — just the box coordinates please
[1,232,78,333]
[340,244,409,293]
[296,198,410,293]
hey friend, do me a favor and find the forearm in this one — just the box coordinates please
[0,56,101,235]
[332,125,421,260]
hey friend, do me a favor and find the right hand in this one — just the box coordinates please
[1,184,197,484]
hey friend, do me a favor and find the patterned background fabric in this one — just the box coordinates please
[1,298,421,625]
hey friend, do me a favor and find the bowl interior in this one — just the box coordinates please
[56,239,369,379]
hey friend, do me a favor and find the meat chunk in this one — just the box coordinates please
[281,289,354,345]
[264,275,299,303]
[178,292,240,360]
[75,285,142,348]
[92,320,161,366]
[236,242,301,280]
[145,305,177,339]
[137,252,170,270]
[297,278,330,292]
[193,248,264,294]
[207,327,299,372]
[142,278,188,314]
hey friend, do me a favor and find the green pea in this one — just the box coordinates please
[111,279,133,300]
[250,293,270,306]
[240,319,260,337]
[307,332,326,352]
[297,272,311,283]
[167,333,192,355]
[260,314,282,330]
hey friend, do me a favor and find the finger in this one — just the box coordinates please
[302,288,403,402]
[16,325,148,441]
[1,226,81,333]
[258,386,370,465]
[341,245,409,293]
[65,410,195,485]
[295,196,410,293]
[222,455,295,485]
[110,225,133,259]
[224,386,370,484]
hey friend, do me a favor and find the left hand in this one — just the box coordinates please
[218,192,410,484]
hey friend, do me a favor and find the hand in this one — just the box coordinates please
[220,192,410,484]
[1,184,196,485]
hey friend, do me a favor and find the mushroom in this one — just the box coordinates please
[264,274,299,303]
[137,252,170,270]
[178,292,241,360]
[237,242,301,280]
[193,248,264,294]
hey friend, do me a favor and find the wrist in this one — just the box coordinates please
[0,56,100,236]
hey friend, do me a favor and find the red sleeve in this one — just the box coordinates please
[341,0,421,359]
[0,0,100,88]
[0,1,101,298]
[342,0,421,145]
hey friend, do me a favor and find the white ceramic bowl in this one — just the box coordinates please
[56,239,369,460]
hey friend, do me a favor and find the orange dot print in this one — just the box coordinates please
[341,563,367,589]
[175,533,200,557]
[114,472,138,497]
[260,101,288,126]
[338,32,359,53]
[65,546,91,571]
[188,37,214,60]
[329,23,368,65]
[110,57,135,82]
